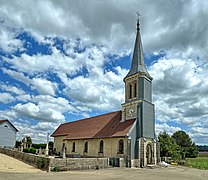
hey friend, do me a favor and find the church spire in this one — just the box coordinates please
[126,14,150,78]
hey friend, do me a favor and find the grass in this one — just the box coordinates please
[198,152,208,157]
[186,157,208,170]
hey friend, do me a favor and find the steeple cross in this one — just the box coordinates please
[136,11,141,20]
[136,11,141,30]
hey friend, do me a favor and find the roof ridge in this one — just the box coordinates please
[0,119,18,132]
[61,110,121,125]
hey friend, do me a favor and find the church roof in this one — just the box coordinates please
[126,18,151,78]
[0,119,18,132]
[51,111,135,140]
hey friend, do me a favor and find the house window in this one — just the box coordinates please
[118,139,124,154]
[84,141,88,153]
[4,125,8,128]
[99,140,104,153]
[129,84,132,99]
[72,142,75,152]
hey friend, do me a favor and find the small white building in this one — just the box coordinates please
[0,120,18,148]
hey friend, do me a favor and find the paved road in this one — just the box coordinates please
[1,153,208,180]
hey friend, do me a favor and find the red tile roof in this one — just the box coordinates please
[51,111,135,140]
[0,119,18,132]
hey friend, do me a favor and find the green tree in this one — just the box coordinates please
[158,131,179,158]
[187,143,198,158]
[15,140,21,148]
[172,130,198,159]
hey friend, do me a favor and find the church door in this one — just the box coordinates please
[146,144,152,164]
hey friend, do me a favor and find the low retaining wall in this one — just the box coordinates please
[50,158,109,171]
[0,148,109,171]
[0,148,50,171]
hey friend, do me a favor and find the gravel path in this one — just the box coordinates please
[0,153,41,173]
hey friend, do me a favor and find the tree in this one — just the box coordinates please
[22,136,32,148]
[158,131,179,158]
[188,143,198,158]
[15,140,21,148]
[172,130,198,159]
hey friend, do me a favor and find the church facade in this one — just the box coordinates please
[51,18,158,167]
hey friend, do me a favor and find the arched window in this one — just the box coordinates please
[72,142,75,152]
[84,141,88,153]
[99,140,104,153]
[118,139,124,154]
[129,84,132,99]
[134,82,137,98]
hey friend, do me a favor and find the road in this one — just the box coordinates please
[0,153,208,180]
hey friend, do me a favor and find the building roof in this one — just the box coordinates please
[126,18,151,79]
[0,119,18,132]
[51,111,136,140]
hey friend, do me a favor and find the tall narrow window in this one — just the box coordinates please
[134,82,137,98]
[72,142,75,152]
[118,139,124,154]
[84,141,88,153]
[99,140,104,153]
[129,84,132,99]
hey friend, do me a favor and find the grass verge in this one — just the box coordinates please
[186,157,208,170]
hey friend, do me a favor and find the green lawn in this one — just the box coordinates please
[186,157,208,170]
[198,152,208,157]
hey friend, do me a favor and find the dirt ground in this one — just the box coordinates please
[0,153,208,180]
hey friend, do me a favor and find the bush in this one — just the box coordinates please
[23,147,36,154]
[28,147,36,154]
[36,158,45,169]
[51,166,61,172]
[23,148,29,153]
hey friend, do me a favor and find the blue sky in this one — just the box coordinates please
[0,0,208,145]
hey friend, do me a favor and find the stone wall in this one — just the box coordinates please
[49,158,109,171]
[0,148,50,171]
[0,148,109,171]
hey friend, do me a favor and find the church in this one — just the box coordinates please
[51,18,158,167]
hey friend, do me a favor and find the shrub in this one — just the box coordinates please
[36,158,45,169]
[23,147,36,154]
[51,166,61,172]
[28,147,36,154]
[23,148,29,153]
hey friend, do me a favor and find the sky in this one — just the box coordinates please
[0,0,208,145]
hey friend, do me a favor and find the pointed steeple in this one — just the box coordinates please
[126,16,150,78]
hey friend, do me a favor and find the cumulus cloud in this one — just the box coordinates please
[0,83,25,95]
[0,29,23,53]
[2,68,58,96]
[150,57,208,123]
[0,92,15,103]
[3,46,84,75]
[12,94,76,122]
[1,0,208,57]
[156,123,181,135]
[0,0,208,144]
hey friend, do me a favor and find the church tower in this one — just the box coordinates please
[122,16,157,166]
[122,16,155,138]
[122,17,155,138]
